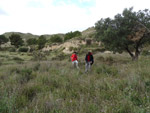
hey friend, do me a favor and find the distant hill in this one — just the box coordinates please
[2,32,66,42]
[2,27,96,40]
[3,32,39,40]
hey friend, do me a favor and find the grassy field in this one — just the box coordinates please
[0,51,150,113]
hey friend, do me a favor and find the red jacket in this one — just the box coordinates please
[71,54,78,61]
[85,52,94,62]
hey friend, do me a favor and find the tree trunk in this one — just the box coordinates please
[133,45,140,61]
[125,47,134,59]
[132,54,139,61]
[125,47,140,61]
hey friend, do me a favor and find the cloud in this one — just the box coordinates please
[0,0,95,35]
[52,0,95,8]
[0,8,7,16]
[27,1,44,8]
[0,0,150,35]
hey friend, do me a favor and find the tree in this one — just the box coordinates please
[64,31,81,41]
[95,7,150,60]
[0,35,8,48]
[50,35,63,43]
[27,38,37,46]
[37,35,47,49]
[9,34,24,48]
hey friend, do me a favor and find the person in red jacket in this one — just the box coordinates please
[71,52,79,69]
[85,51,94,72]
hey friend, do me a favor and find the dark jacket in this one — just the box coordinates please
[85,52,94,64]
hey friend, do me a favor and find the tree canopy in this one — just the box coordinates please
[95,7,150,60]
[50,35,63,43]
[27,38,37,46]
[37,35,47,49]
[64,31,81,41]
[0,35,9,47]
[9,34,24,48]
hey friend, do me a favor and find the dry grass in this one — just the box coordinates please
[0,52,150,113]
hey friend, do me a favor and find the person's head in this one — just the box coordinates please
[73,52,77,54]
[88,51,92,55]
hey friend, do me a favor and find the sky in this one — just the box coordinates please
[0,0,150,35]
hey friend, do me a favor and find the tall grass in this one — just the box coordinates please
[0,53,150,113]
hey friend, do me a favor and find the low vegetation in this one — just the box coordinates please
[64,31,81,41]
[0,51,150,113]
[49,35,63,43]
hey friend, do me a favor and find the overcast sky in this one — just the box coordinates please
[0,0,149,35]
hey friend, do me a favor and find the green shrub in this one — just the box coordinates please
[27,38,37,45]
[8,47,16,52]
[37,36,47,49]
[18,47,28,52]
[142,50,150,56]
[16,68,34,84]
[64,31,81,41]
[50,35,63,43]
[13,57,24,61]
[9,34,24,48]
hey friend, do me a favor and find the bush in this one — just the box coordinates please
[27,38,37,45]
[37,36,47,49]
[13,57,24,61]
[16,68,33,84]
[9,34,24,48]
[50,35,63,43]
[64,31,81,41]
[142,50,150,56]
[18,47,29,52]
[8,47,16,52]
[85,38,92,45]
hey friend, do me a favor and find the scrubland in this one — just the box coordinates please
[0,51,150,113]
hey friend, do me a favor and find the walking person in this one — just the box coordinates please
[85,51,94,73]
[71,52,79,69]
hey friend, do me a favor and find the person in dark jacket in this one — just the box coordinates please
[85,52,94,72]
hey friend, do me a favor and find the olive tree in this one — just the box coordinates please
[95,7,150,60]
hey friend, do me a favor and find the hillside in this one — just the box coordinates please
[2,27,97,54]
[0,26,150,113]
